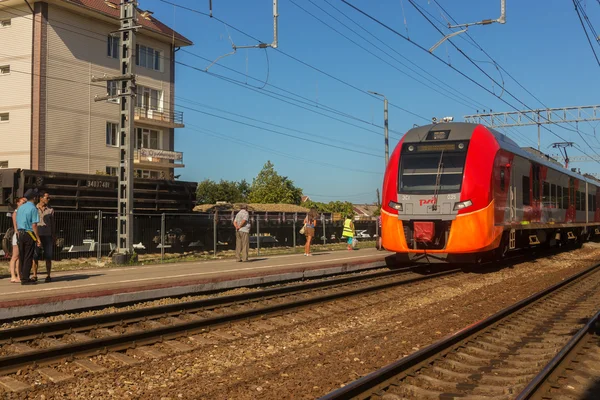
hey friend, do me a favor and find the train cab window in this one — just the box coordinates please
[542,182,550,207]
[398,144,468,194]
[522,176,531,206]
[500,167,505,191]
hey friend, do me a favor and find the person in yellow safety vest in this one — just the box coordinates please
[342,216,355,250]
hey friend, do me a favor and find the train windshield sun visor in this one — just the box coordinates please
[398,142,468,194]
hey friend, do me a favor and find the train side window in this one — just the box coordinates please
[542,182,550,206]
[500,167,505,191]
[522,176,531,206]
[551,184,556,208]
[589,194,593,211]
[576,191,581,211]
[563,186,569,209]
[594,194,597,210]
[557,186,563,208]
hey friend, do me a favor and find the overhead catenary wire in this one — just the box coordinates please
[0,2,403,142]
[157,0,430,122]
[288,0,483,110]
[0,52,386,161]
[340,0,600,165]
[573,0,600,68]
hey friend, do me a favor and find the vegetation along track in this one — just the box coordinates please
[0,264,464,391]
[321,263,600,400]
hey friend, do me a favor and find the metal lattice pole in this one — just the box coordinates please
[91,0,139,257]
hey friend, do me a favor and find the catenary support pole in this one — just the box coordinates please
[161,213,165,261]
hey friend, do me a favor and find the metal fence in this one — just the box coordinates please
[0,211,380,262]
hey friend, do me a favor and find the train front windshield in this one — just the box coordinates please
[399,143,468,194]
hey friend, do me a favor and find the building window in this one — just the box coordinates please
[0,161,8,168]
[0,65,9,75]
[106,122,119,146]
[107,81,120,103]
[136,44,162,71]
[135,128,160,149]
[106,166,118,176]
[0,19,11,28]
[135,169,160,179]
[136,86,162,110]
[0,113,8,122]
[107,35,119,58]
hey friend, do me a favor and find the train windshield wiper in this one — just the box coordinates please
[432,150,444,211]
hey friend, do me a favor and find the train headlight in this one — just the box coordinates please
[388,200,403,211]
[453,199,473,211]
[408,145,415,152]
[458,143,465,150]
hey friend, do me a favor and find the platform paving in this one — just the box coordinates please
[0,249,392,321]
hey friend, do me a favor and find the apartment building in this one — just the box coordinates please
[0,0,192,179]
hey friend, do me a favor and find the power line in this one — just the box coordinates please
[176,95,382,153]
[180,50,399,138]
[0,2,397,142]
[340,0,600,164]
[289,0,482,110]
[1,53,387,159]
[573,0,600,68]
[158,0,430,122]
[186,124,382,176]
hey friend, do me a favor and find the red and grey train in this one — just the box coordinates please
[381,122,600,263]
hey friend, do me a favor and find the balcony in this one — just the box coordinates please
[134,148,185,169]
[134,107,184,129]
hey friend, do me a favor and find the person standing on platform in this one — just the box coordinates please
[16,189,41,285]
[234,204,250,262]
[342,215,356,250]
[32,191,55,282]
[9,197,26,283]
[304,208,318,256]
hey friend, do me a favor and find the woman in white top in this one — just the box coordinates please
[9,197,26,283]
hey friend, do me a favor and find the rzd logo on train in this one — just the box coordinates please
[419,198,437,207]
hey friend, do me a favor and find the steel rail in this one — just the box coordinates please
[319,262,600,400]
[515,309,600,400]
[0,268,462,376]
[0,267,419,343]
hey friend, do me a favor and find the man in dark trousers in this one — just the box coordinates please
[16,189,41,285]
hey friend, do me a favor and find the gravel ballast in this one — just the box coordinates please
[5,244,600,399]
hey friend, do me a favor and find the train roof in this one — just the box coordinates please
[404,123,599,186]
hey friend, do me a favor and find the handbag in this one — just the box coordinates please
[299,215,307,235]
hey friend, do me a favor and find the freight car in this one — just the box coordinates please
[381,122,600,263]
[0,169,196,213]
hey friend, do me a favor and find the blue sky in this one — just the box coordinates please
[145,0,600,203]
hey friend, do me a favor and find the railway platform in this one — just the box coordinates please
[0,249,393,321]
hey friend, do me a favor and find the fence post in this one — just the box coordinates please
[256,215,260,257]
[293,213,296,252]
[213,211,217,257]
[322,214,326,245]
[97,210,102,262]
[161,213,165,262]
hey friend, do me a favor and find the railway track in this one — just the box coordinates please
[320,263,600,400]
[0,264,464,393]
[515,310,600,400]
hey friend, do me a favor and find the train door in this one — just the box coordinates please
[509,165,517,221]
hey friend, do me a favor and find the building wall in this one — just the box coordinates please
[44,4,174,174]
[0,5,33,169]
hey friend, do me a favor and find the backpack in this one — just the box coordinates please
[2,227,14,257]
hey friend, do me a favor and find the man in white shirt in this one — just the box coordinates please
[233,204,250,262]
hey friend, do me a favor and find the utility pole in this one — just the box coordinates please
[368,91,389,168]
[92,0,140,260]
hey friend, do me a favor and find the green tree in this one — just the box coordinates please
[196,179,248,204]
[248,161,303,204]
[304,200,355,216]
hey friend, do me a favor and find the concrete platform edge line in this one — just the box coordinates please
[0,259,387,321]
